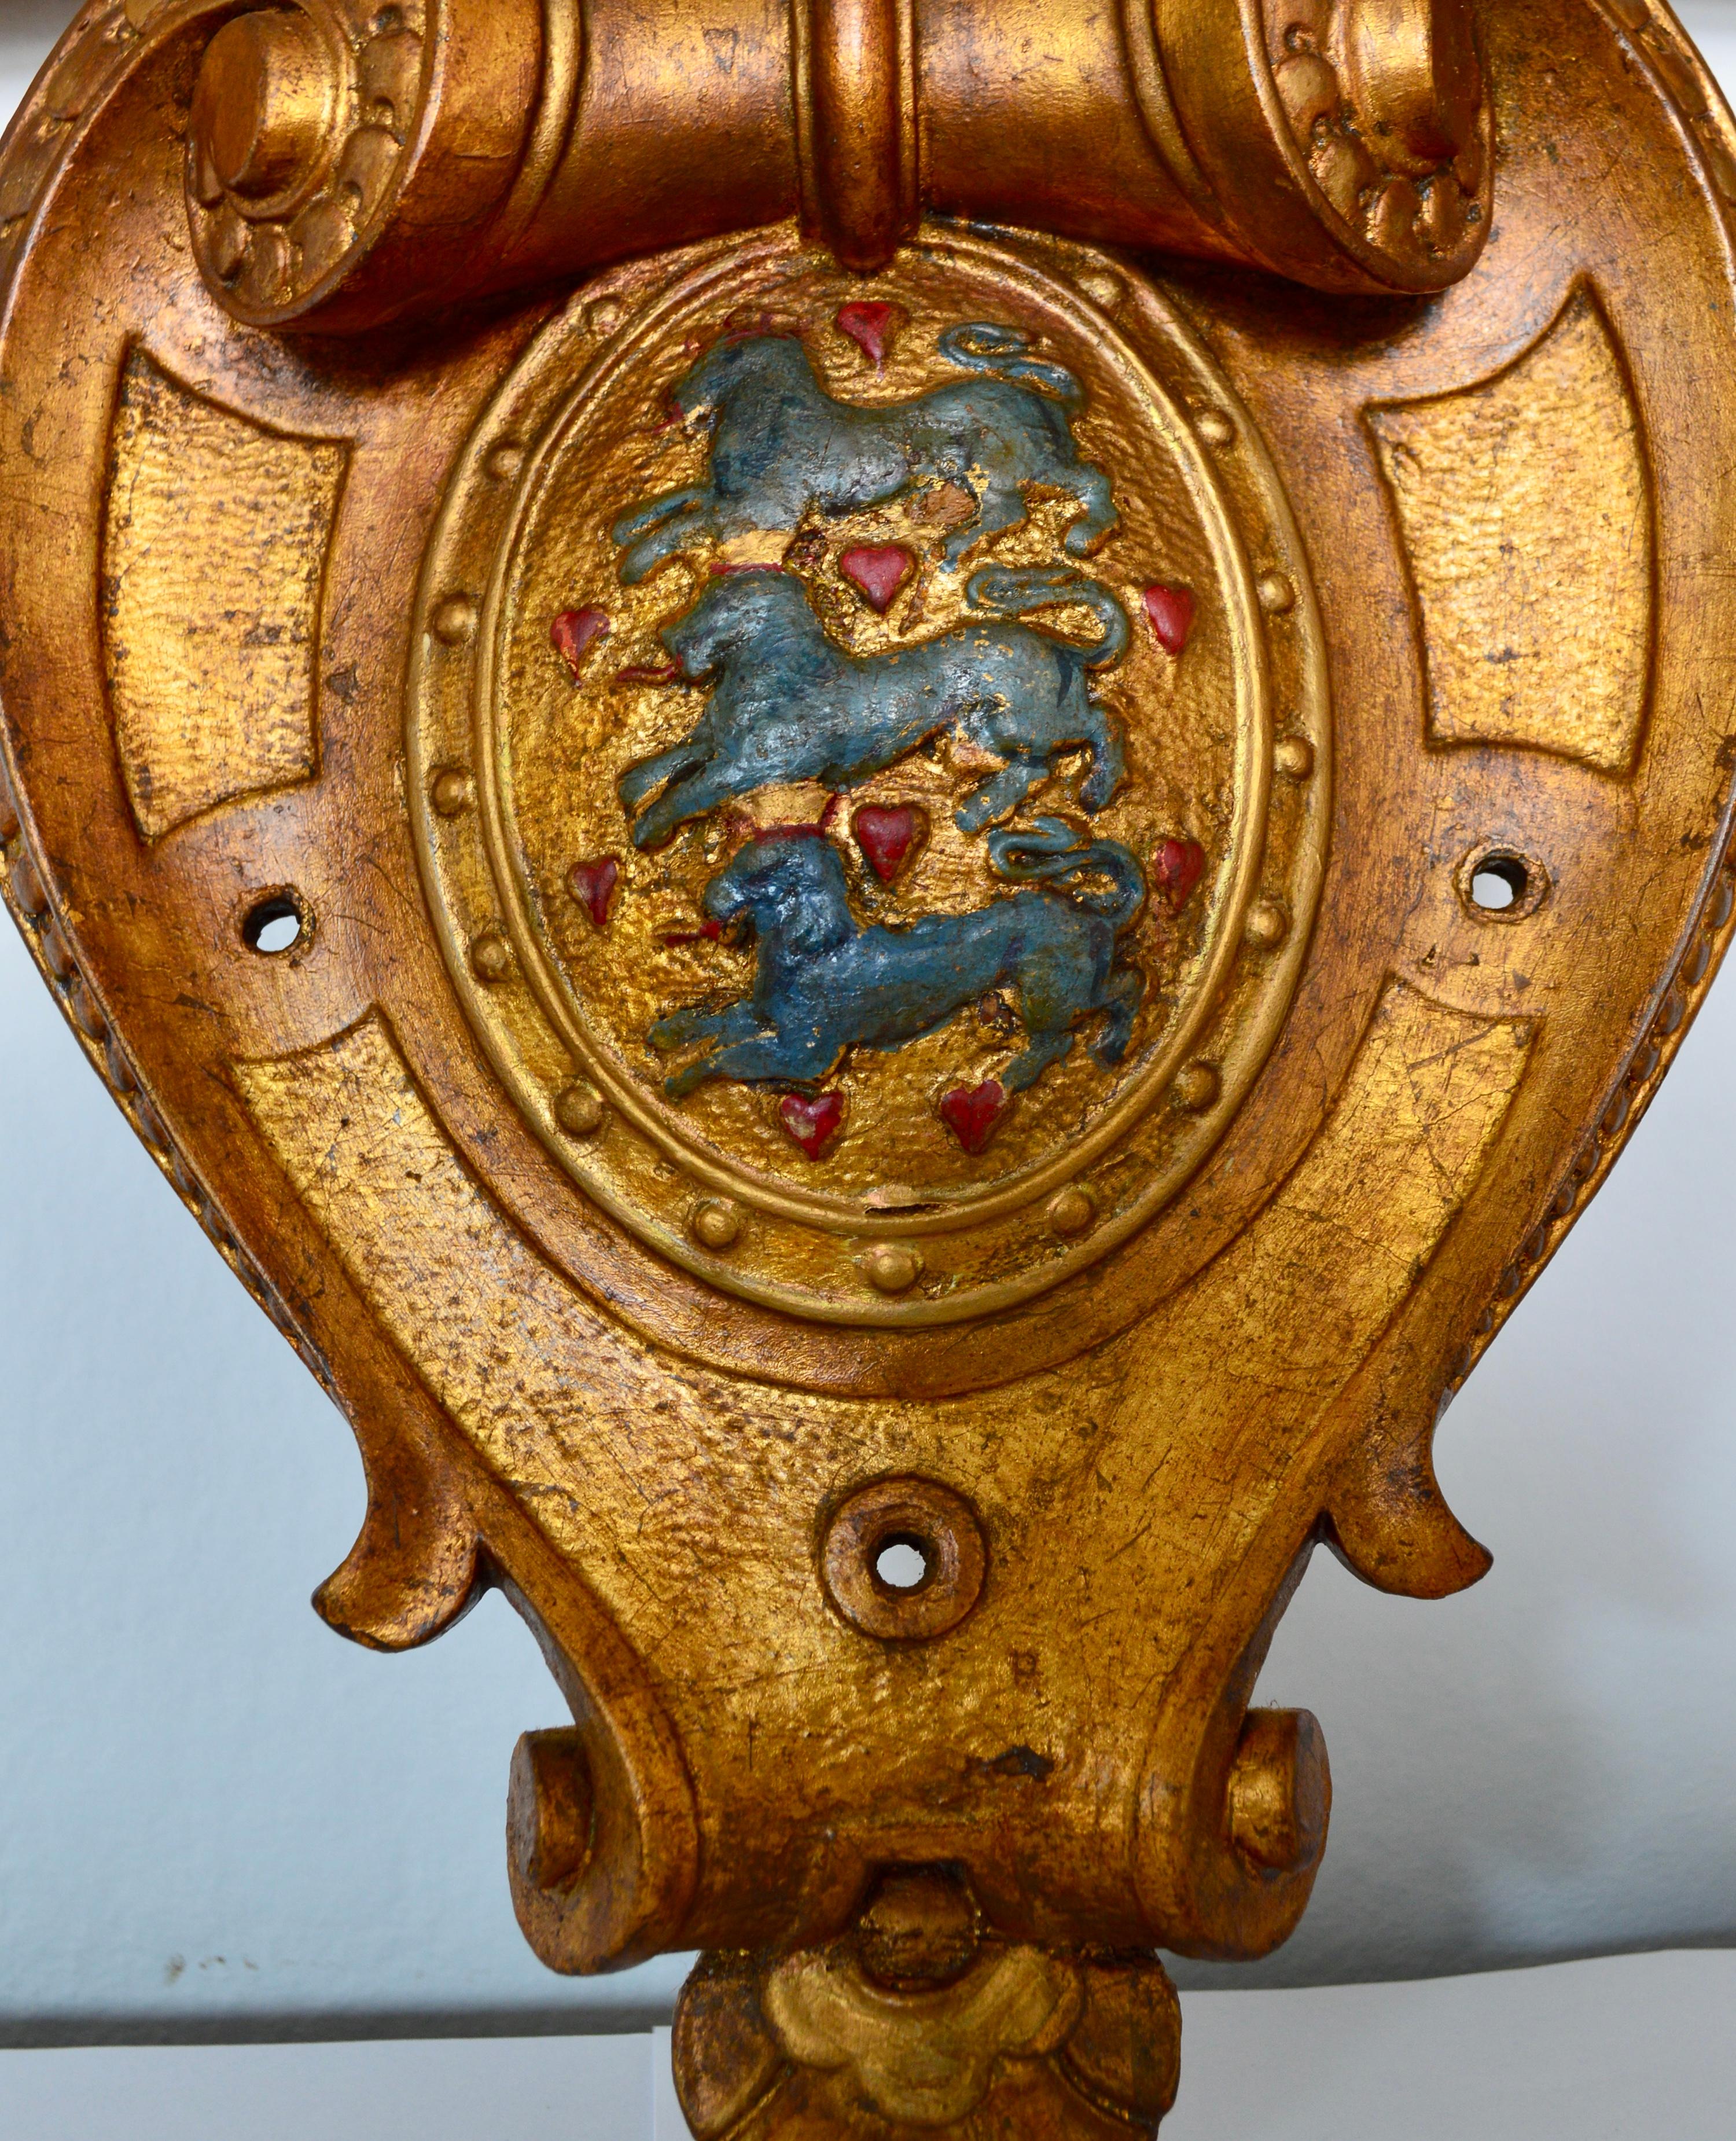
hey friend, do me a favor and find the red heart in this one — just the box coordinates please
[853,803,926,882]
[940,1078,1007,1156]
[1143,585,1195,656]
[568,855,620,927]
[840,545,914,614]
[835,300,906,367]
[552,607,609,677]
[1153,836,1205,912]
[778,1090,846,1160]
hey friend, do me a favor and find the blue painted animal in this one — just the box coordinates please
[612,325,1120,583]
[617,563,1130,849]
[650,818,1146,1100]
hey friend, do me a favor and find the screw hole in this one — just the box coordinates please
[1470,857,1527,910]
[1459,847,1547,923]
[242,893,307,956]
[874,1536,930,1591]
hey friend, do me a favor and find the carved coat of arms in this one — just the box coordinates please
[414,228,1326,1327]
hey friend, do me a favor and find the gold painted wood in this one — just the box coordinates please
[4,1,1736,2131]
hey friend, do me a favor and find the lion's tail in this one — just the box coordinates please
[965,565,1130,670]
[987,817,1146,933]
[937,323,1084,410]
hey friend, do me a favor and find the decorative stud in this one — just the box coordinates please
[1173,1061,1220,1111]
[1273,735,1315,781]
[470,928,512,982]
[1047,1185,1095,1237]
[1195,407,1235,446]
[9,848,47,918]
[554,1082,605,1136]
[430,768,472,817]
[692,1199,742,1251]
[1246,899,1289,949]
[862,1242,922,1294]
[1076,267,1123,310]
[485,440,525,483]
[1257,571,1296,614]
[432,594,478,645]
[587,296,624,337]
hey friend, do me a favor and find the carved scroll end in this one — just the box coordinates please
[1323,1391,1493,1600]
[312,1449,481,1652]
[502,1592,701,1978]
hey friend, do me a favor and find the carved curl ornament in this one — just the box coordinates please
[2,1,1734,2131]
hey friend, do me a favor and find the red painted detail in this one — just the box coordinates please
[552,607,609,677]
[662,918,724,949]
[568,855,620,928]
[1143,585,1196,656]
[840,543,915,614]
[1152,837,1206,912]
[779,1090,846,1160]
[835,300,907,367]
[615,661,683,685]
[753,821,829,846]
[853,803,926,882]
[940,1078,1008,1156]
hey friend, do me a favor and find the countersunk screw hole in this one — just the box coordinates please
[243,893,307,956]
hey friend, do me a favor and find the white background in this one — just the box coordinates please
[3,2,1736,2132]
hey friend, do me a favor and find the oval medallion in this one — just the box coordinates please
[411,225,1328,1324]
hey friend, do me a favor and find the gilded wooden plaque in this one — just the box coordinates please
[3,1,1734,2131]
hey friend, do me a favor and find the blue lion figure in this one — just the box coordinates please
[612,325,1120,583]
[619,563,1130,850]
[650,818,1147,1100]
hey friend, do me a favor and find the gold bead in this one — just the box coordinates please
[1077,267,1123,310]
[554,1082,604,1136]
[1273,735,1315,781]
[1174,1061,1221,1112]
[863,1243,921,1294]
[471,928,512,982]
[691,1199,742,1251]
[1196,407,1235,447]
[1047,1185,1096,1238]
[1257,571,1296,614]
[432,594,478,646]
[1246,900,1289,950]
[431,768,472,817]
